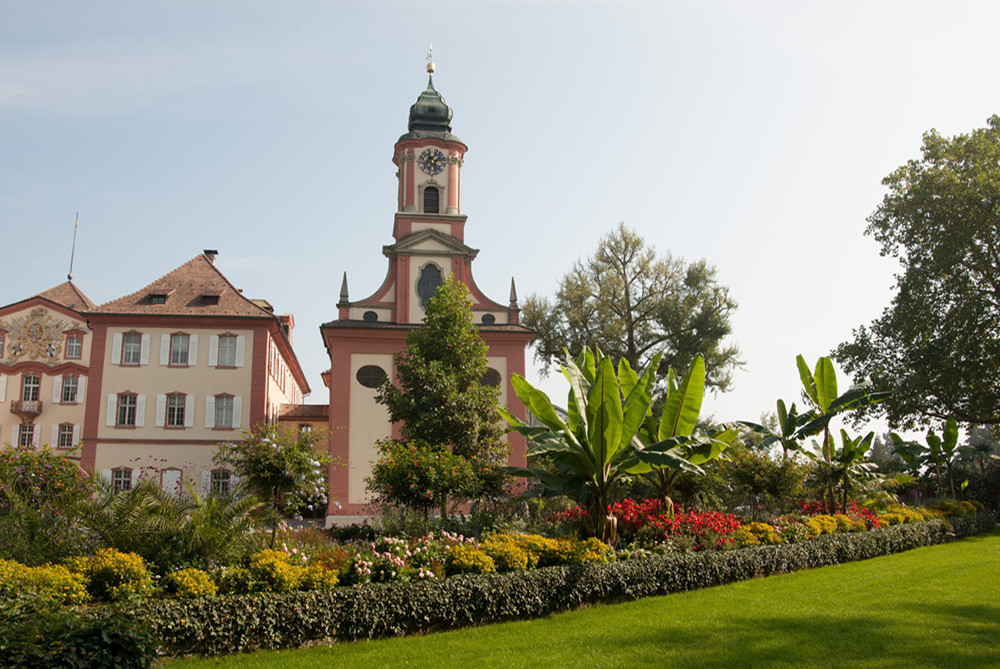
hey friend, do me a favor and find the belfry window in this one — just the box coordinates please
[423,186,440,214]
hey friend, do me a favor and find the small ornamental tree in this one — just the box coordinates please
[214,424,329,547]
[366,440,478,526]
[374,276,509,517]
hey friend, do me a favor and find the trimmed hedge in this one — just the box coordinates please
[126,513,995,657]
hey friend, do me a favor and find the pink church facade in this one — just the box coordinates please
[320,70,534,523]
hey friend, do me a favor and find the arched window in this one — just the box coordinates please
[423,186,440,214]
[417,264,444,306]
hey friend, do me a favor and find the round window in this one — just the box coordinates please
[363,311,379,323]
[480,368,502,387]
[481,314,496,325]
[356,365,387,388]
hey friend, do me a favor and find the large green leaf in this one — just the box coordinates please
[658,354,705,440]
[796,355,817,405]
[942,418,959,452]
[561,356,589,437]
[586,356,624,464]
[618,357,640,404]
[619,352,660,453]
[509,375,571,438]
[813,357,838,413]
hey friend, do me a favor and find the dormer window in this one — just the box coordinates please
[201,295,220,306]
[423,186,440,214]
[149,294,167,305]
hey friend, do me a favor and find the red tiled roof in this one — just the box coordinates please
[36,281,96,311]
[279,404,329,419]
[90,254,275,318]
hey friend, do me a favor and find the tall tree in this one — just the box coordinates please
[375,277,508,504]
[835,116,1000,429]
[523,223,742,392]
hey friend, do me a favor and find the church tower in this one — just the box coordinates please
[320,64,534,524]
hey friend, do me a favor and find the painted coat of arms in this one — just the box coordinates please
[0,307,79,364]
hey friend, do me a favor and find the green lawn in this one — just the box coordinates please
[168,530,1000,668]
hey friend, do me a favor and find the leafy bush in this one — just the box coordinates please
[300,565,339,591]
[0,597,156,668]
[482,534,529,572]
[0,447,92,566]
[446,545,495,575]
[127,513,994,656]
[0,558,89,606]
[216,566,253,595]
[248,549,305,593]
[69,548,153,603]
[164,568,217,599]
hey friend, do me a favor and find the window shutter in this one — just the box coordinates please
[111,333,122,364]
[33,424,41,447]
[72,425,81,447]
[135,394,146,427]
[155,395,166,427]
[10,425,16,444]
[205,396,216,428]
[188,334,198,366]
[52,376,62,403]
[232,396,243,428]
[159,335,170,365]
[51,425,59,447]
[78,377,87,402]
[208,335,219,366]
[101,469,112,484]
[231,472,240,493]
[235,336,245,367]
[106,395,117,427]
[185,395,195,427]
[200,471,210,497]
[131,469,140,487]
[140,334,150,365]
[0,374,5,402]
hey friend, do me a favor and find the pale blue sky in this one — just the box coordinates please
[3,1,999,433]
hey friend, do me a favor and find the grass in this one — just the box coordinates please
[168,529,1000,668]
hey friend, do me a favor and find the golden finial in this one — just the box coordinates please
[426,43,435,73]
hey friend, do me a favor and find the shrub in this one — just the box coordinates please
[127,513,995,656]
[248,549,305,593]
[743,522,784,545]
[446,545,495,575]
[164,568,217,599]
[216,566,254,595]
[574,537,614,564]
[300,565,339,591]
[0,559,89,606]
[70,548,153,603]
[482,534,529,572]
[806,515,838,536]
[0,597,156,668]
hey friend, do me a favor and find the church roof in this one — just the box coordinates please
[398,75,465,145]
[35,281,96,311]
[90,252,276,318]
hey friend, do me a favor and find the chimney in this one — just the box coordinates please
[203,249,219,265]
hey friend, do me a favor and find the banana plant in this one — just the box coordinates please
[740,399,805,460]
[891,418,960,497]
[500,347,661,543]
[620,354,735,513]
[805,429,880,512]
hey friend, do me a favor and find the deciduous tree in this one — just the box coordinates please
[835,116,1000,428]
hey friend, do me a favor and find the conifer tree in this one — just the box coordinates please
[374,276,508,511]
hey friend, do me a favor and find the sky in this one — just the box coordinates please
[2,1,999,438]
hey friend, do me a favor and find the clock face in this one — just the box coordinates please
[417,148,447,176]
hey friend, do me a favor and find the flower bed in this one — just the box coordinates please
[120,512,995,656]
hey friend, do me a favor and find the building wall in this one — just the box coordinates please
[0,301,91,453]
